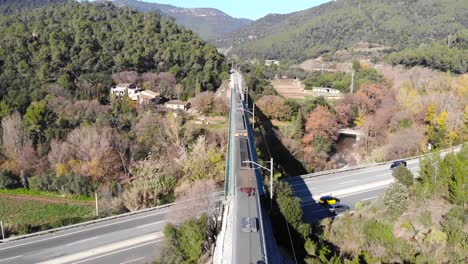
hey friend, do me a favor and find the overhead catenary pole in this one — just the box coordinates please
[252,102,255,130]
[242,159,274,209]
[350,70,355,93]
[270,157,274,208]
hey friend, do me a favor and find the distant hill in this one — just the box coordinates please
[220,0,468,62]
[110,0,252,42]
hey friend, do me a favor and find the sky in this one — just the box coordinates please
[145,0,331,20]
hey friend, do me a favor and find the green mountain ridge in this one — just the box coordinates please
[220,0,468,62]
[111,0,252,42]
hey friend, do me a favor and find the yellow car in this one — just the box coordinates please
[319,196,340,206]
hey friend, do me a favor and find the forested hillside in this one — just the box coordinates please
[221,0,468,61]
[112,0,252,41]
[387,30,468,73]
[0,0,230,237]
[0,1,227,113]
[0,0,67,13]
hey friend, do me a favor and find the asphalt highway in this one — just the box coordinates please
[0,203,195,264]
[286,146,460,223]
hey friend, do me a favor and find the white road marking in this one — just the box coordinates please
[119,257,145,264]
[66,237,99,246]
[0,255,23,263]
[72,240,162,264]
[361,196,378,201]
[339,180,357,184]
[136,220,165,229]
[338,186,389,198]
[0,210,169,251]
[37,232,163,264]
[289,167,391,186]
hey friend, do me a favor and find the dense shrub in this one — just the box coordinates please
[161,214,208,264]
[383,182,409,215]
[363,220,395,245]
[392,166,414,187]
[29,173,56,192]
[0,169,20,189]
[30,173,96,196]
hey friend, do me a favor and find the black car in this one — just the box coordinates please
[390,160,407,170]
[329,204,350,215]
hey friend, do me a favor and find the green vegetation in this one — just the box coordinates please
[387,31,468,73]
[392,166,414,187]
[304,62,382,92]
[0,169,20,189]
[314,145,468,263]
[0,0,67,14]
[0,0,229,239]
[225,0,468,61]
[0,1,226,114]
[0,195,94,237]
[160,215,208,264]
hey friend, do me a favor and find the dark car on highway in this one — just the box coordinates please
[329,204,350,215]
[319,195,340,206]
[390,160,407,170]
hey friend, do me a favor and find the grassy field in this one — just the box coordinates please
[0,193,95,237]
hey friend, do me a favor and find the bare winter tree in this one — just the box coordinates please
[1,112,37,186]
[112,71,139,84]
[113,133,131,178]
[191,91,215,114]
[1,112,30,161]
[167,179,218,225]
[48,139,72,169]
[66,125,119,180]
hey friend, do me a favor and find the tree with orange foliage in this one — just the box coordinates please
[303,106,339,153]
[355,84,384,115]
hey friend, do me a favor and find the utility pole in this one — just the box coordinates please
[1,220,5,241]
[95,192,99,217]
[448,34,451,49]
[350,70,355,94]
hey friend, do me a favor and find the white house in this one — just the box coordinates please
[312,87,341,94]
[110,83,141,101]
[138,90,161,105]
[265,60,280,66]
[165,100,190,111]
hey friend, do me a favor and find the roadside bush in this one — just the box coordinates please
[54,173,96,196]
[392,166,414,187]
[30,172,96,196]
[29,173,56,192]
[383,182,409,215]
[0,169,20,189]
[161,214,208,264]
[442,207,464,246]
[363,220,394,245]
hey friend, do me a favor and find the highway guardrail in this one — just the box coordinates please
[1,191,223,243]
[283,145,463,182]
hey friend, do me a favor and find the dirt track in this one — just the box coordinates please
[0,193,93,205]
[271,79,314,99]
